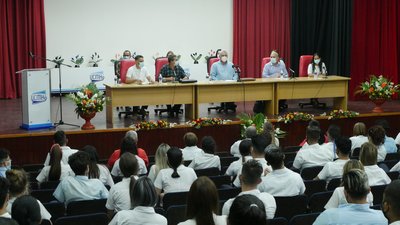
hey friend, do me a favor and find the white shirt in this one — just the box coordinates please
[377,145,387,162]
[350,135,369,151]
[188,153,221,170]
[44,146,78,166]
[395,132,400,145]
[258,167,305,196]
[53,175,109,205]
[178,214,226,225]
[317,159,350,182]
[390,161,400,172]
[222,189,276,219]
[98,164,114,187]
[325,186,374,209]
[7,197,51,220]
[293,143,333,170]
[233,158,271,187]
[231,138,279,157]
[322,142,339,159]
[364,165,391,186]
[106,176,138,212]
[0,212,11,218]
[109,206,167,225]
[154,165,197,193]
[148,165,159,182]
[390,221,400,225]
[225,156,253,177]
[111,156,147,176]
[126,66,153,84]
[307,63,327,75]
[181,146,204,161]
[36,164,74,183]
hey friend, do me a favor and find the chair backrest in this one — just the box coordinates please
[267,217,289,225]
[40,181,60,190]
[274,195,308,220]
[283,146,302,152]
[352,147,361,158]
[299,55,313,77]
[119,60,136,83]
[155,57,169,81]
[31,189,56,203]
[380,160,399,170]
[300,166,324,180]
[326,178,342,191]
[207,57,220,75]
[208,175,232,189]
[370,184,387,205]
[218,187,241,201]
[66,199,107,216]
[304,180,327,197]
[54,213,108,225]
[288,212,320,225]
[387,171,399,181]
[261,57,271,72]
[163,191,188,210]
[215,151,230,157]
[194,167,220,177]
[166,205,187,225]
[308,191,334,213]
[23,164,44,172]
[284,152,297,168]
[385,152,400,161]
[43,202,65,222]
[220,156,238,167]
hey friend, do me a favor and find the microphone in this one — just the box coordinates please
[232,65,241,81]
[29,51,34,58]
[289,68,295,74]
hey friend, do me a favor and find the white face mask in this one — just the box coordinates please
[139,62,145,68]
[220,56,228,63]
[314,59,320,64]
[270,57,277,64]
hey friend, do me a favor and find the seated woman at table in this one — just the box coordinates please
[307,53,327,77]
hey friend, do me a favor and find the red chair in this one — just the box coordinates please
[261,57,271,73]
[154,57,168,82]
[119,60,136,83]
[207,57,220,76]
[298,55,326,108]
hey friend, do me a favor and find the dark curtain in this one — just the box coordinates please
[0,0,46,99]
[291,0,352,76]
[233,0,291,78]
[350,0,400,100]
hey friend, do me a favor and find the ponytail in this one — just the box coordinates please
[128,175,137,209]
[171,167,180,178]
[49,144,62,181]
[167,147,183,179]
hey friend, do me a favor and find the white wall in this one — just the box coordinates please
[44,0,233,81]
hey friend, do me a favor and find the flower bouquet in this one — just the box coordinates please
[187,117,225,129]
[277,112,314,124]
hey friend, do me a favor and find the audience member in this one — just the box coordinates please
[258,146,305,196]
[179,176,226,225]
[359,142,391,186]
[382,180,400,225]
[181,133,203,161]
[395,131,400,146]
[0,149,12,178]
[293,126,333,170]
[375,119,398,154]
[154,147,197,195]
[315,136,351,182]
[226,139,253,178]
[299,120,328,146]
[44,131,78,166]
[11,195,41,225]
[314,169,387,225]
[322,124,341,159]
[228,194,267,225]
[36,144,74,184]
[263,121,279,147]
[230,126,257,157]
[53,151,109,205]
[111,136,147,176]
[368,125,387,162]
[188,136,221,170]
[223,160,276,219]
[350,122,369,152]
[0,177,11,218]
[82,145,113,187]
[148,143,170,182]
[109,177,167,225]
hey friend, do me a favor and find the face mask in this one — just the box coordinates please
[123,56,130,59]
[5,161,11,170]
[314,59,320,64]
[270,57,277,64]
[139,62,145,68]
[220,56,228,63]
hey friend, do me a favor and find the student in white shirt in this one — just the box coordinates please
[322,125,341,160]
[293,126,333,170]
[82,145,114,187]
[53,151,109,205]
[368,125,387,162]
[11,195,42,225]
[109,177,167,225]
[188,136,221,170]
[178,177,226,225]
[258,146,305,196]
[233,134,272,187]
[148,143,170,182]
[181,132,204,161]
[359,142,391,186]
[315,136,351,182]
[375,119,398,154]
[44,130,78,166]
[111,137,147,176]
[226,139,253,178]
[154,147,197,195]
[223,160,276,219]
[228,194,267,225]
[263,121,280,147]
[382,180,400,225]
[298,119,328,146]
[350,122,369,152]
[230,126,257,157]
[106,153,139,216]
[325,160,374,209]
[36,144,74,184]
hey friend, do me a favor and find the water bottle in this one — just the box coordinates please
[159,74,163,84]
[280,69,284,79]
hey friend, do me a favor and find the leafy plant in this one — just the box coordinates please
[89,52,102,67]
[237,113,266,138]
[52,56,64,68]
[71,55,84,67]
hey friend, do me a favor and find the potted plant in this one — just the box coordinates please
[71,55,84,68]
[89,52,102,67]
[52,56,64,68]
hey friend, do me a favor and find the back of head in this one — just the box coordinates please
[335,136,351,156]
[201,136,216,154]
[228,194,267,225]
[353,122,367,136]
[309,119,320,127]
[155,143,170,172]
[327,124,341,141]
[167,147,183,178]
[168,54,177,63]
[183,132,198,147]
[239,139,252,158]
[125,130,138,143]
[120,152,139,178]
[368,125,385,146]
[0,177,10,208]
[120,136,138,155]
[359,142,378,166]
[11,195,41,225]
[245,126,257,139]
[263,121,274,133]
[68,151,90,175]
[343,159,364,177]
[6,169,28,197]
[241,160,263,186]
[130,177,158,209]
[342,169,370,201]
[53,130,67,146]
[265,146,284,170]
[383,180,400,218]
[0,148,10,162]
[82,145,100,179]
[306,126,321,144]
[186,176,219,225]
[251,134,271,156]
[49,144,62,181]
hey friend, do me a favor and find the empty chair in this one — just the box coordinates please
[284,152,297,168]
[209,175,232,189]
[43,202,65,223]
[218,187,241,201]
[215,152,230,157]
[370,184,387,205]
[194,167,220,177]
[385,153,399,161]
[326,178,341,191]
[380,160,398,170]
[162,191,188,211]
[274,195,308,220]
[66,199,107,216]
[220,156,238,167]
[30,189,56,203]
[300,166,324,180]
[308,191,334,213]
[40,181,60,190]
[23,164,44,172]
[28,171,40,183]
[54,213,108,225]
[30,182,39,190]
[288,213,320,225]
[166,205,186,225]
[304,180,327,196]
[387,171,399,181]
[267,217,289,225]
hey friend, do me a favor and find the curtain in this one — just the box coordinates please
[0,0,46,99]
[233,0,291,78]
[350,0,400,100]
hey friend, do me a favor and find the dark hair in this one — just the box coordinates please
[342,169,370,200]
[383,180,400,215]
[251,134,271,155]
[309,119,320,127]
[166,51,174,57]
[53,130,67,146]
[327,125,341,141]
[241,160,263,185]
[306,126,321,143]
[134,55,143,61]
[0,177,10,207]
[11,195,41,225]
[68,151,90,175]
[167,147,183,178]
[228,194,267,225]
[201,136,216,154]
[265,146,285,170]
[120,152,139,178]
[6,169,28,197]
[245,126,257,139]
[335,136,351,156]
[239,139,252,163]
[0,148,10,162]
[184,132,198,147]
[120,137,138,155]
[311,53,323,74]
[186,177,219,225]
[130,177,158,209]
[82,145,100,179]
[48,145,62,181]
[168,54,177,63]
[368,125,386,146]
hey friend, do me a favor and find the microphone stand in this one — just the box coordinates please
[233,65,241,82]
[30,52,79,128]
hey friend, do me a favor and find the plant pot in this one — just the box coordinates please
[75,65,80,68]
[371,98,386,113]
[79,112,96,130]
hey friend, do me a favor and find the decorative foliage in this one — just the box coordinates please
[356,75,399,100]
[321,110,359,120]
[187,117,225,129]
[190,53,202,64]
[71,55,84,67]
[277,112,314,124]
[131,120,170,130]
[67,83,106,116]
[52,56,64,68]
[89,52,102,67]
[237,113,266,138]
[204,49,217,62]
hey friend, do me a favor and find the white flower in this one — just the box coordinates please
[77,92,85,98]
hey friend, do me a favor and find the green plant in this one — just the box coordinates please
[237,113,266,138]
[89,52,102,67]
[71,55,84,67]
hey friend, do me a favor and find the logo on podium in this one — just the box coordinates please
[31,90,47,104]
[90,71,105,82]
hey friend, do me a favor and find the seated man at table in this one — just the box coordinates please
[160,54,188,117]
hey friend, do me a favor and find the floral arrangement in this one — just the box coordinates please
[187,117,225,129]
[67,83,106,116]
[356,75,399,100]
[89,52,102,67]
[237,113,266,138]
[71,55,84,67]
[131,120,170,130]
[277,112,314,124]
[321,110,359,120]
